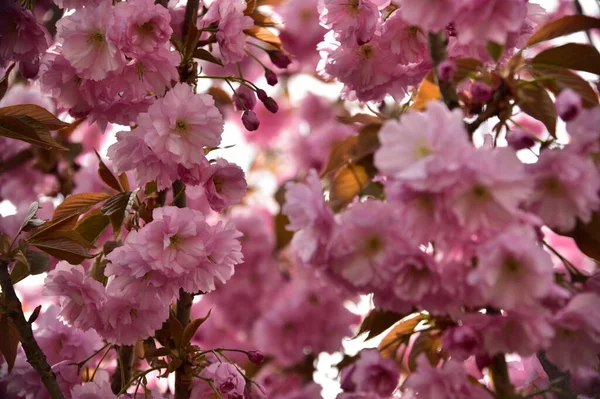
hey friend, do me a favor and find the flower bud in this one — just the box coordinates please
[556,88,582,122]
[256,88,268,101]
[267,50,292,69]
[264,68,278,86]
[262,97,279,113]
[471,81,493,103]
[247,350,264,364]
[506,128,535,150]
[242,110,260,131]
[232,85,257,111]
[437,60,456,82]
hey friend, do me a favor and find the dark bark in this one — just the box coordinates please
[0,261,65,399]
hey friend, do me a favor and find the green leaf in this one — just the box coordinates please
[75,212,110,244]
[518,81,557,138]
[10,252,30,284]
[26,250,50,275]
[0,313,20,373]
[193,48,224,67]
[486,41,504,62]
[526,15,600,47]
[18,201,39,233]
[531,43,600,75]
[356,309,406,341]
[53,192,112,219]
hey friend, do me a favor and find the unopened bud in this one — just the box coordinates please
[242,110,260,131]
[471,81,493,103]
[247,350,264,364]
[267,50,292,69]
[256,88,268,101]
[506,128,535,150]
[232,85,257,111]
[263,97,279,113]
[264,68,278,86]
[437,60,456,82]
[556,88,582,122]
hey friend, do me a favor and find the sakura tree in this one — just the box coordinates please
[1,0,600,398]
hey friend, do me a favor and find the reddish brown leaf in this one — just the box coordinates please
[53,192,112,219]
[182,309,211,346]
[356,309,406,341]
[244,26,283,51]
[378,314,427,358]
[94,151,122,192]
[30,237,94,265]
[526,15,600,47]
[518,81,557,138]
[0,104,68,129]
[531,43,600,75]
[0,314,20,373]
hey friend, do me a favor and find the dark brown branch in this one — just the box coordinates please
[0,261,65,399]
[427,31,459,110]
[111,345,135,395]
[537,351,577,399]
[489,353,518,399]
[173,180,192,399]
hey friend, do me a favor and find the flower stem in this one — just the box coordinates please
[0,261,65,399]
[427,31,459,110]
[111,345,135,394]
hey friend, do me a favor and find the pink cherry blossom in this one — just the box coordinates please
[469,226,554,309]
[43,263,105,332]
[56,2,126,81]
[71,380,116,399]
[450,148,532,233]
[99,277,171,345]
[527,149,600,232]
[375,101,470,185]
[141,83,224,167]
[283,169,336,265]
[381,10,429,65]
[340,349,400,396]
[405,356,491,399]
[201,158,248,212]
[454,0,528,45]
[201,363,246,398]
[546,293,600,370]
[396,0,460,32]
[201,0,253,65]
[320,0,379,44]
[111,0,172,55]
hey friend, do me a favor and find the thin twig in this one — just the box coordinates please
[427,31,459,110]
[0,261,65,399]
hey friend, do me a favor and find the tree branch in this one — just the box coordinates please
[111,345,135,395]
[172,180,193,399]
[537,351,577,399]
[0,148,34,175]
[489,353,518,399]
[427,31,459,110]
[0,261,65,399]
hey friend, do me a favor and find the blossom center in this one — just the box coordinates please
[86,31,105,46]
[502,256,520,274]
[174,119,190,136]
[358,44,374,60]
[169,234,182,248]
[364,235,384,255]
[138,21,155,34]
[471,183,490,200]
[346,0,360,14]
[415,143,432,158]
[543,177,562,194]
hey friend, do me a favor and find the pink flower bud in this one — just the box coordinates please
[256,88,268,101]
[247,350,264,364]
[19,58,40,80]
[437,60,456,82]
[242,110,260,131]
[506,128,535,150]
[471,81,493,103]
[267,50,292,69]
[556,88,582,122]
[264,68,278,86]
[263,97,279,113]
[232,85,257,111]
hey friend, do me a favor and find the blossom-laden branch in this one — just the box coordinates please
[0,261,65,399]
[427,31,460,110]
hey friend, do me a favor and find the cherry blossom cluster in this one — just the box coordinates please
[317,0,545,102]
